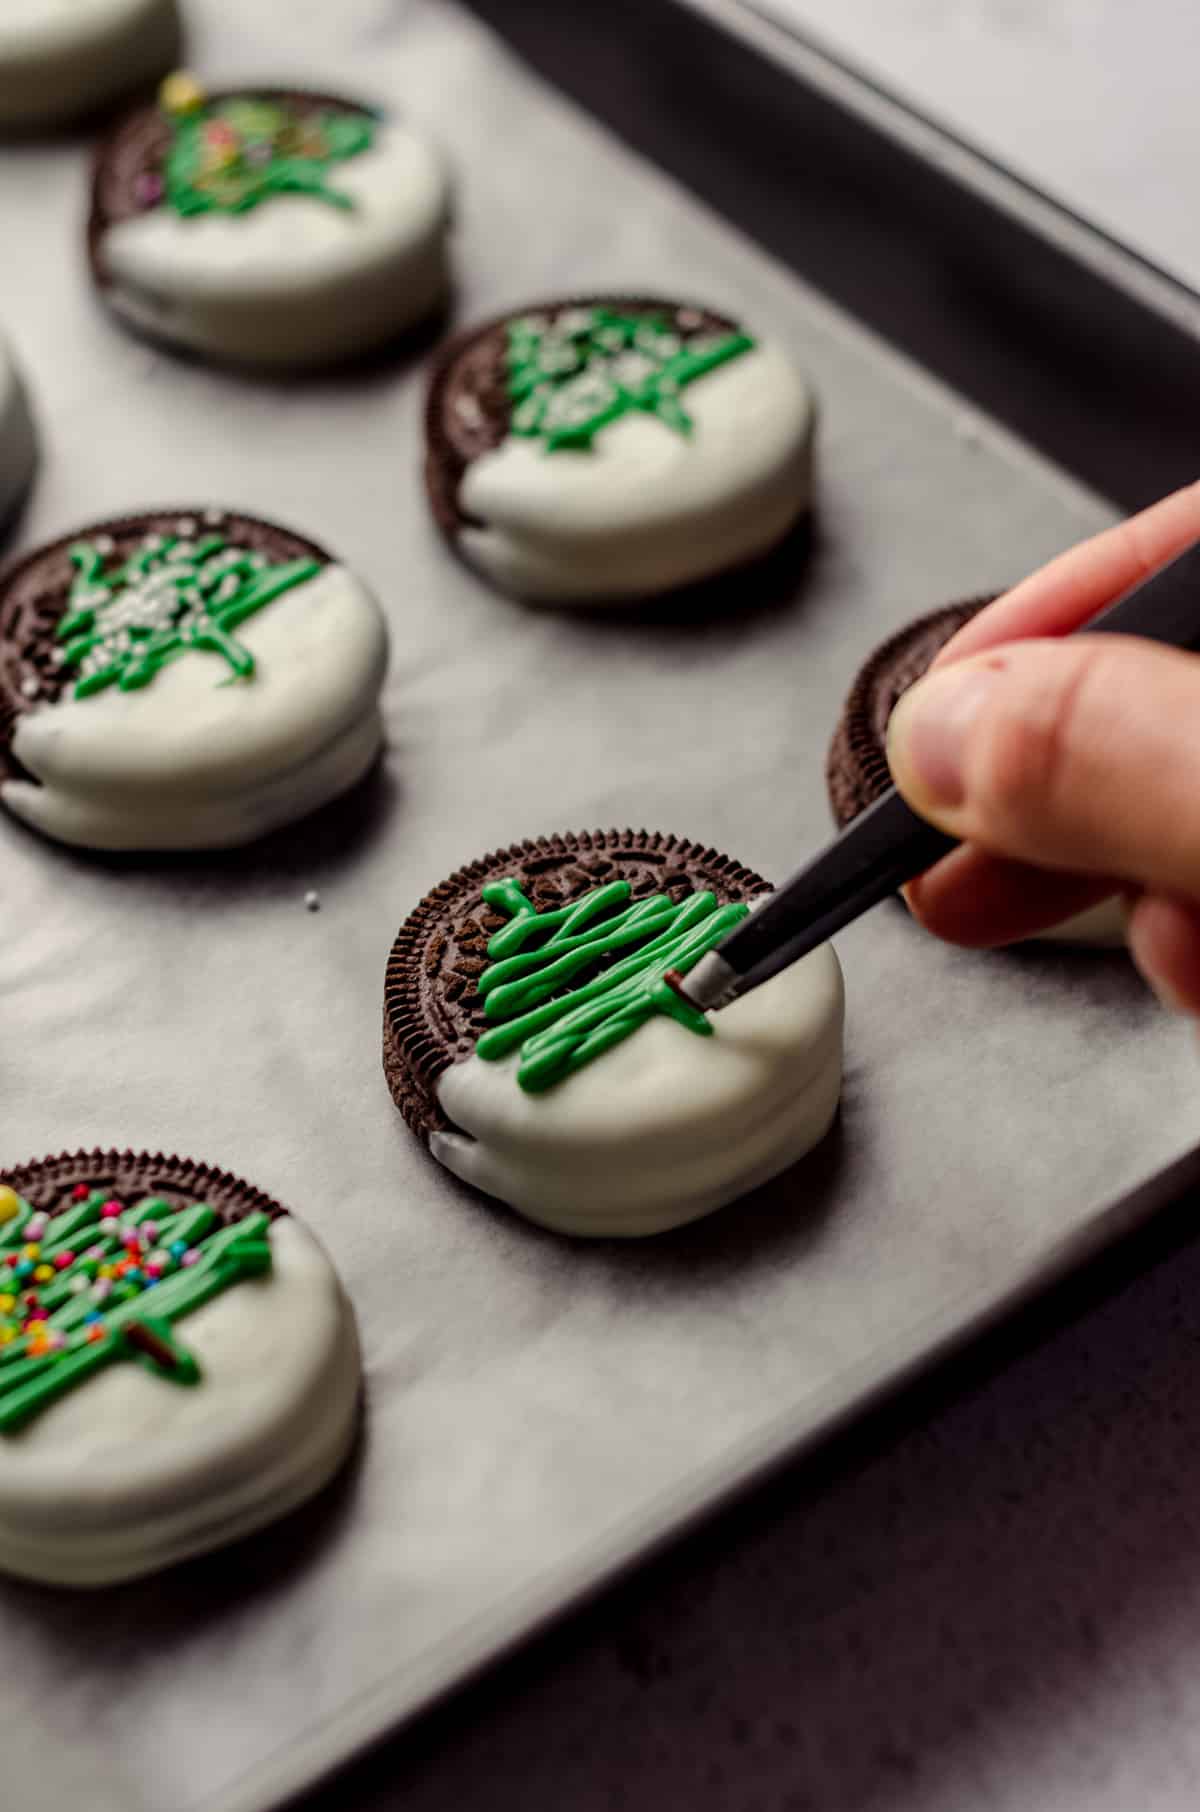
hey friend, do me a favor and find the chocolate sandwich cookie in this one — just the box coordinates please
[0,1147,361,1586]
[0,504,388,850]
[826,598,1128,947]
[89,73,450,366]
[826,598,992,827]
[425,296,817,606]
[0,0,179,132]
[384,828,845,1238]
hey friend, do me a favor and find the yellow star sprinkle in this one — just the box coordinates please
[159,70,206,117]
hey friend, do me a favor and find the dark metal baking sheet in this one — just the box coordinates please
[2,3,1197,1810]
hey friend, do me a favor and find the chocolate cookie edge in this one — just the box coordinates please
[0,1147,291,1226]
[826,597,1000,827]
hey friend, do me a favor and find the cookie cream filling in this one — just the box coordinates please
[0,330,35,528]
[457,342,815,604]
[100,123,450,366]
[432,939,844,1237]
[1034,897,1127,947]
[4,563,388,850]
[0,1218,361,1588]
[0,0,178,129]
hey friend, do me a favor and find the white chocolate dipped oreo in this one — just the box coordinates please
[0,1151,361,1588]
[384,831,844,1238]
[0,508,388,852]
[0,0,179,131]
[426,299,815,606]
[90,77,450,368]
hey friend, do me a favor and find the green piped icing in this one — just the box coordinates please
[505,306,754,452]
[0,1188,273,1433]
[56,529,320,700]
[474,878,749,1093]
[162,96,375,217]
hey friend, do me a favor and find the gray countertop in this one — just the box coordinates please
[763,0,1200,291]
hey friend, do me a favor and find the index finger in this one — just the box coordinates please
[933,477,1200,669]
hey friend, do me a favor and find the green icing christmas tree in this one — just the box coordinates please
[154,74,375,217]
[474,878,750,1092]
[505,305,754,452]
[56,526,320,700]
[0,1184,272,1434]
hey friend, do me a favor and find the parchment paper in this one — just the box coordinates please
[1,3,1195,1809]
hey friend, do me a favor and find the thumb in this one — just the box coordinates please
[886,634,1200,900]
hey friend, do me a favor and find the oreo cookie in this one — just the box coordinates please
[89,74,450,366]
[826,598,994,826]
[425,296,817,606]
[0,1147,361,1586]
[383,828,844,1238]
[0,504,388,850]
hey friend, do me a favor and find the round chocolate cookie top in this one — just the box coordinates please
[0,507,328,778]
[424,296,740,538]
[88,86,375,266]
[383,828,772,1136]
[0,1148,288,1228]
[826,598,996,827]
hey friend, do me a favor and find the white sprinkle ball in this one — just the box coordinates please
[20,676,39,699]
[304,890,321,913]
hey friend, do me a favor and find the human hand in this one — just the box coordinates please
[885,480,1200,1012]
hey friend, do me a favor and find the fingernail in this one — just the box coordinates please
[887,664,1001,808]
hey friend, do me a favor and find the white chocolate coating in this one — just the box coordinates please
[4,561,389,851]
[456,341,815,605]
[0,1218,362,1588]
[0,0,179,129]
[100,122,451,367]
[432,939,844,1237]
[0,331,36,528]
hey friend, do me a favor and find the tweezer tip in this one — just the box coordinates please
[662,968,692,1004]
[669,951,739,1013]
